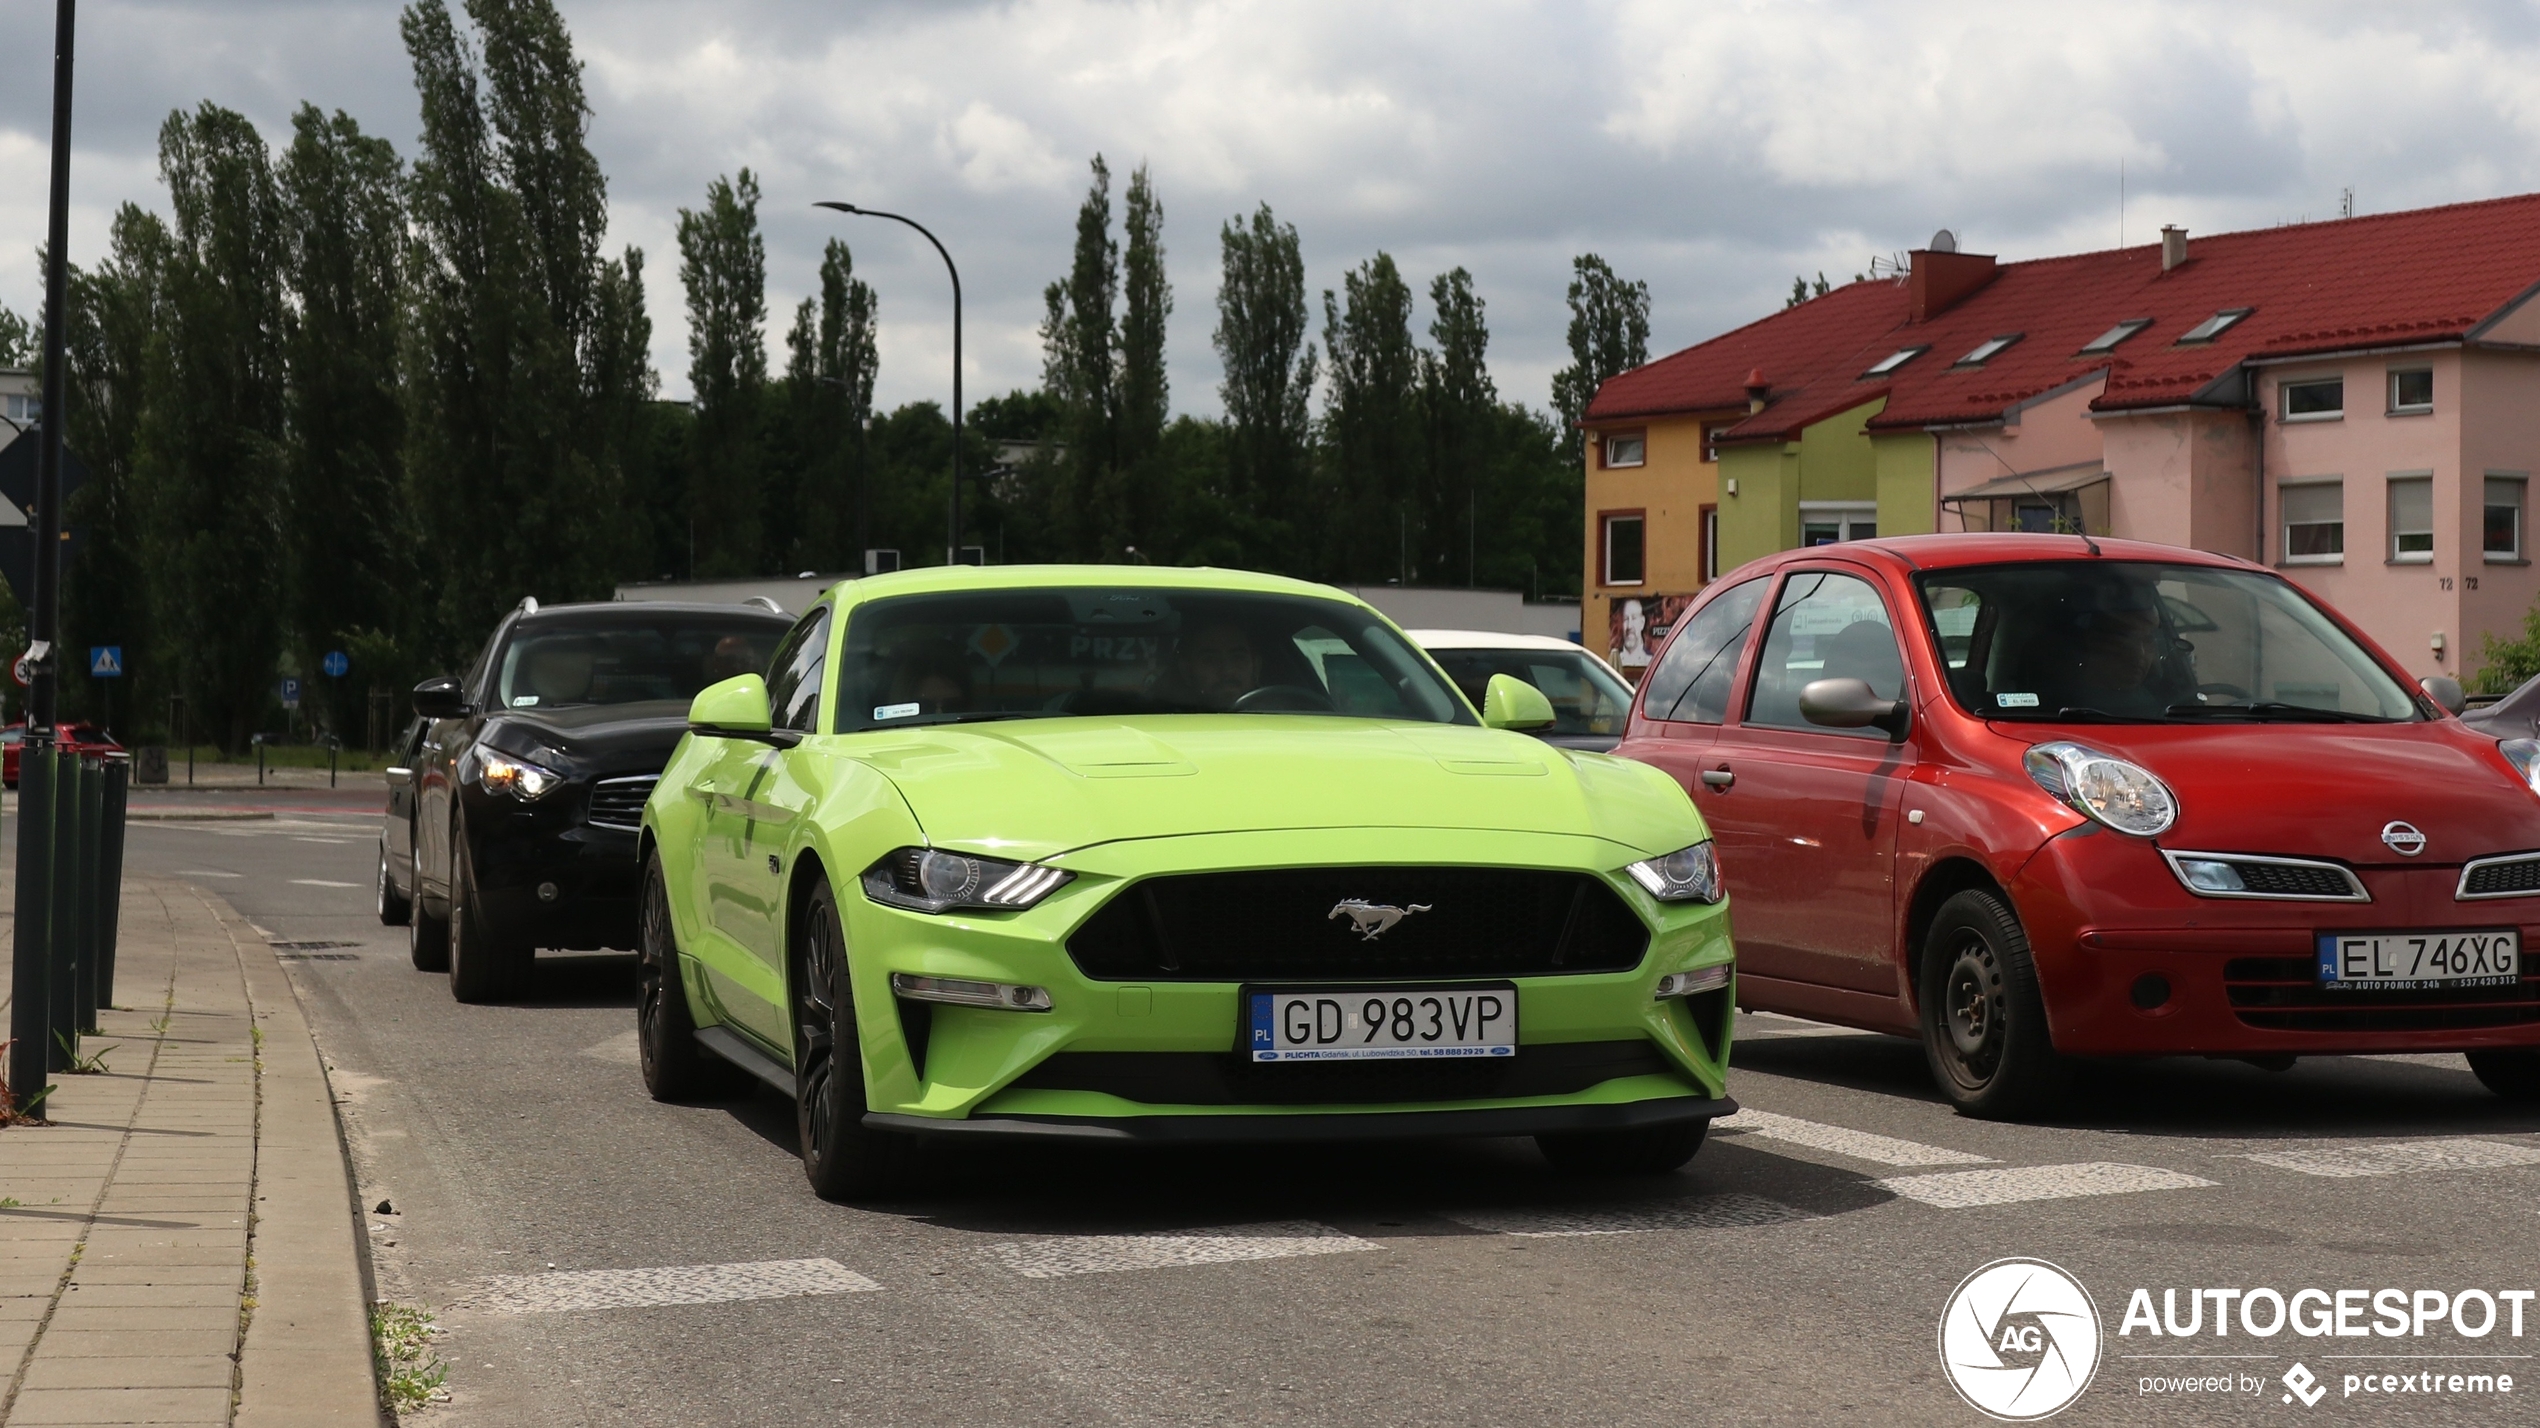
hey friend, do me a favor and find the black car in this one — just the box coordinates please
[397,597,796,1000]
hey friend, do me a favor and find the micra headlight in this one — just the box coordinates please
[468,748,564,801]
[1624,840,1724,903]
[2024,740,2177,836]
[861,847,1074,914]
[2501,739,2540,799]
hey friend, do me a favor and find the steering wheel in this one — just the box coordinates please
[2196,681,2252,701]
[1232,684,1333,713]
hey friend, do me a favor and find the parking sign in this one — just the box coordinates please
[280,676,301,709]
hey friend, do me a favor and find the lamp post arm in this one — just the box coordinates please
[813,202,963,566]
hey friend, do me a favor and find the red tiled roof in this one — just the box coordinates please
[1586,190,2540,440]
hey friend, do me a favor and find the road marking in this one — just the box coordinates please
[475,1258,880,1313]
[173,870,242,878]
[1715,1107,1992,1167]
[1876,1162,2214,1209]
[582,1030,641,1066]
[2244,1138,2540,1179]
[988,1221,1378,1279]
[1444,1193,1811,1237]
[293,836,351,844]
[1737,1013,1877,1039]
[290,878,360,888]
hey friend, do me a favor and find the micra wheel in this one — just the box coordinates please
[793,875,917,1201]
[1920,888,2069,1119]
[1536,1118,1710,1175]
[408,844,450,972]
[376,841,411,927]
[447,834,528,1003]
[636,850,745,1101]
[2468,1049,2540,1102]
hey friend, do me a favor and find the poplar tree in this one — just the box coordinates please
[1117,164,1170,555]
[1549,254,1651,462]
[1319,253,1420,583]
[779,239,879,571]
[1212,203,1315,565]
[678,169,767,575]
[0,304,29,365]
[1041,155,1120,559]
[1420,268,1494,586]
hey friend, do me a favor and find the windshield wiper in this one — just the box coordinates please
[2044,706,2141,723]
[858,711,1040,731]
[2163,701,2395,724]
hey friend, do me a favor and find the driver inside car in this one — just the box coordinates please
[1169,621,1263,710]
[2021,580,2182,716]
[521,640,599,706]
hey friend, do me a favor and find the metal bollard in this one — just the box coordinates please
[96,755,128,1012]
[45,748,80,1072]
[78,756,103,1032]
[8,740,55,1108]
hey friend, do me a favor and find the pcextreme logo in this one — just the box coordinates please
[1939,1258,2104,1421]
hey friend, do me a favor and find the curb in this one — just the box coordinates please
[126,809,278,822]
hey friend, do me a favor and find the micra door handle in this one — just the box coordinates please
[1700,768,1735,790]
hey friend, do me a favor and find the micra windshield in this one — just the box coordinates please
[838,587,1475,733]
[1915,561,2422,724]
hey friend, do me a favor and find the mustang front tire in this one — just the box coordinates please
[1920,888,2068,1119]
[793,875,916,1201]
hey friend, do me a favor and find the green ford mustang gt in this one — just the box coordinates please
[636,565,1737,1198]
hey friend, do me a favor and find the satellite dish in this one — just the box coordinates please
[1929,229,1958,253]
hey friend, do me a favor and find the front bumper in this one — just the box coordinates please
[867,1093,1737,1144]
[465,788,643,950]
[2014,827,2540,1056]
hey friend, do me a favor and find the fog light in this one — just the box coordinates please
[1654,964,1732,998]
[2130,973,2171,1010]
[537,881,560,903]
[890,972,1052,1012]
[2173,858,2246,894]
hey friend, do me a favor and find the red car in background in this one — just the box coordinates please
[3,720,125,788]
[1619,534,2540,1117]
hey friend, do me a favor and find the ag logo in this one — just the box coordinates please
[1938,1258,2102,1421]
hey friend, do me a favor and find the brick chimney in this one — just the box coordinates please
[2160,225,2188,272]
[1908,247,1998,322]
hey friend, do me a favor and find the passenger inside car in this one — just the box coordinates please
[887,646,972,715]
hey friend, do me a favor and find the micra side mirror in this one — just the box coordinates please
[2421,675,2466,716]
[411,675,472,720]
[1800,677,1910,741]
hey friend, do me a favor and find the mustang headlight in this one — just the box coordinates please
[862,847,1074,914]
[468,748,564,801]
[2501,739,2540,799]
[1624,840,1724,903]
[2024,740,2177,836]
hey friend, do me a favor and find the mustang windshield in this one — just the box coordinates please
[496,618,784,711]
[837,587,1474,732]
[1916,561,2420,723]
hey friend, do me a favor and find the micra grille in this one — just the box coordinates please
[2223,954,2540,1032]
[1064,867,1649,982]
[585,774,658,830]
[2461,853,2540,899]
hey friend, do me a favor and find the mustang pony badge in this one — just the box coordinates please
[1328,899,1433,941]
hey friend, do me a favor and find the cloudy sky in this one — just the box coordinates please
[8,1,2540,419]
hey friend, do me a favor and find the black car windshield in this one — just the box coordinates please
[1427,646,1633,737]
[495,617,786,711]
[837,587,1473,731]
[1916,561,2420,723]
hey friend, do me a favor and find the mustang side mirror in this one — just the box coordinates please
[1480,673,1558,732]
[1800,677,1910,741]
[689,673,784,743]
[2421,675,2466,716]
[411,675,472,720]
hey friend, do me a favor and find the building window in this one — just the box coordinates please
[2175,308,2251,344]
[2488,475,2527,562]
[1603,432,1646,468]
[2078,319,2152,354]
[1862,346,1928,377]
[1699,503,1719,582]
[1,393,37,425]
[2389,368,2434,415]
[1601,512,1645,585]
[2281,377,2344,421]
[2281,481,2344,564]
[1700,422,1725,463]
[2388,475,2434,563]
[1798,501,1876,546]
[1952,334,2022,368]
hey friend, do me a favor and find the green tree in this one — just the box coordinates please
[0,302,30,365]
[1318,252,1420,584]
[1548,254,1651,462]
[1213,203,1315,566]
[678,168,767,575]
[1117,163,1170,556]
[1419,268,1494,586]
[2476,603,2540,693]
[279,104,410,740]
[777,238,879,572]
[1040,155,1120,561]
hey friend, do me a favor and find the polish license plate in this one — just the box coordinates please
[2316,930,2522,990]
[1246,983,1518,1062]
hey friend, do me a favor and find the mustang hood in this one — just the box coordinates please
[2012,720,2540,866]
[848,715,1699,861]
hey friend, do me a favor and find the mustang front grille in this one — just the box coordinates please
[2222,954,2540,1032]
[1064,867,1650,982]
[585,774,658,830]
[2460,853,2540,900]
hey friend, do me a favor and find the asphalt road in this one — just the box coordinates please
[102,785,2540,1426]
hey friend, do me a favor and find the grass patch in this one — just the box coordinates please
[167,743,396,772]
[53,1033,116,1075]
[370,1303,449,1413]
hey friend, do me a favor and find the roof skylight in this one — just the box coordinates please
[1953,333,2024,368]
[2078,319,2153,355]
[1863,345,1930,377]
[2176,307,2252,344]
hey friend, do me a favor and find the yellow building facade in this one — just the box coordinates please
[1579,410,1735,677]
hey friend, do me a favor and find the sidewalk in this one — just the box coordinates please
[1,876,378,1426]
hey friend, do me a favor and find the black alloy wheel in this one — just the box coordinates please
[407,842,450,972]
[2468,1049,2540,1102]
[792,876,916,1200]
[635,851,742,1100]
[1919,889,2067,1119]
[447,832,527,1003]
[1536,1118,1710,1175]
[376,841,411,927]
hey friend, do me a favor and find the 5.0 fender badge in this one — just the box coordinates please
[1328,900,1432,941]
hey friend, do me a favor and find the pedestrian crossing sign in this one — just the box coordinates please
[89,645,122,677]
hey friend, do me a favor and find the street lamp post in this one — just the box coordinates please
[813,202,965,567]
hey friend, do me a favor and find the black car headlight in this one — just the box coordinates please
[1624,840,1724,903]
[465,747,565,801]
[861,847,1073,913]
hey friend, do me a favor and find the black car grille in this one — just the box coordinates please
[585,774,657,830]
[1008,1040,1674,1106]
[2223,954,2540,1032]
[2463,855,2540,898]
[1064,867,1650,983]
[2231,862,2359,899]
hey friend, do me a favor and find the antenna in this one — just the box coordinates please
[2340,186,2354,219]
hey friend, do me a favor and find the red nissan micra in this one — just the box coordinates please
[1618,534,2540,1117]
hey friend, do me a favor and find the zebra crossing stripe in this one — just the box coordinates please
[1716,1107,1993,1167]
[1876,1161,2214,1209]
[476,1258,881,1313]
[2245,1137,2540,1179]
[1444,1193,1811,1237]
[988,1221,1379,1279]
